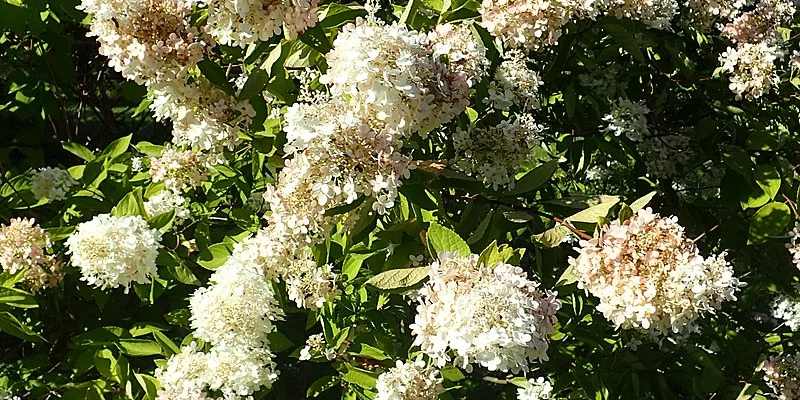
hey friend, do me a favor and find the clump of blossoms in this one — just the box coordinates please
[786,222,800,270]
[77,0,209,87]
[486,51,543,111]
[641,133,698,178]
[145,190,191,224]
[479,0,583,50]
[763,352,800,400]
[31,167,77,201]
[320,19,484,136]
[452,115,544,189]
[282,99,413,219]
[189,0,318,47]
[718,41,785,100]
[150,78,256,151]
[0,218,63,293]
[149,148,210,191]
[602,98,650,142]
[715,0,796,100]
[411,252,561,373]
[600,0,679,29]
[66,214,162,291]
[569,208,742,335]
[299,333,337,361]
[374,360,444,400]
[773,290,800,331]
[517,377,554,400]
[229,232,339,310]
[155,342,279,399]
[686,0,746,26]
[189,258,284,349]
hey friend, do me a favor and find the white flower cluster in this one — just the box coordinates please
[231,231,339,310]
[320,20,484,136]
[149,148,210,191]
[189,259,284,349]
[79,0,259,151]
[145,190,191,224]
[487,51,543,111]
[189,0,318,47]
[719,41,785,100]
[603,98,651,142]
[411,253,561,373]
[786,222,800,270]
[773,290,800,331]
[715,0,796,100]
[601,0,679,30]
[299,333,337,361]
[282,100,412,221]
[150,77,256,151]
[517,377,554,400]
[479,0,678,51]
[374,360,444,400]
[641,133,698,178]
[686,0,747,25]
[0,218,63,293]
[31,167,77,201]
[66,214,162,291]
[569,208,742,335]
[453,115,544,189]
[155,342,279,399]
[479,0,582,50]
[763,352,800,400]
[161,258,284,399]
[77,0,209,87]
[578,64,628,99]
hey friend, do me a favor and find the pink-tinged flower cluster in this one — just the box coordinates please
[787,222,800,270]
[713,0,796,100]
[78,0,210,87]
[569,208,742,335]
[149,148,210,191]
[320,19,485,137]
[0,218,63,293]
[411,252,561,373]
[188,0,318,47]
[764,352,800,400]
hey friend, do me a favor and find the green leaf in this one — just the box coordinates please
[566,196,620,223]
[117,339,162,357]
[440,365,465,382]
[0,286,38,308]
[112,187,146,217]
[341,365,378,390]
[427,222,471,257]
[298,24,332,54]
[748,202,792,245]
[505,160,560,196]
[721,145,752,180]
[198,59,235,95]
[135,373,160,400]
[63,141,95,161]
[342,253,369,281]
[603,21,645,62]
[324,196,366,217]
[556,265,580,287]
[533,226,570,248]
[237,69,269,100]
[197,243,231,270]
[348,342,389,360]
[753,165,781,200]
[307,376,340,398]
[365,267,430,290]
[476,241,517,268]
[100,134,132,159]
[0,311,44,342]
[629,191,657,213]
